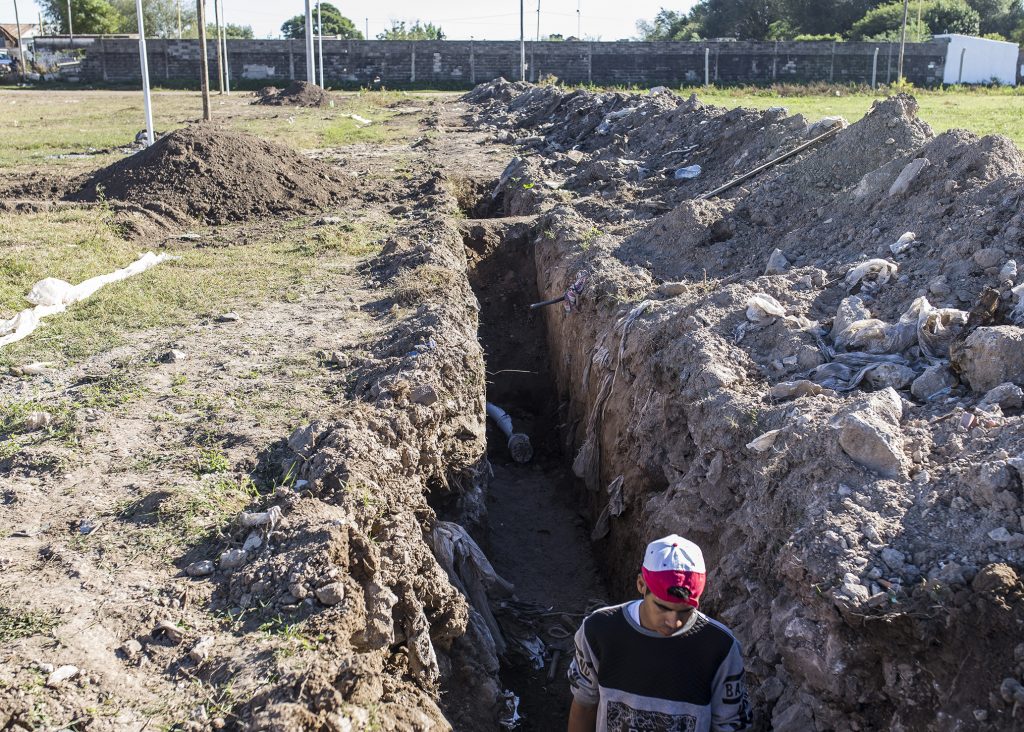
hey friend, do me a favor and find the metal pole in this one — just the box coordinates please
[704,47,710,86]
[536,0,540,42]
[577,0,581,38]
[365,17,368,39]
[317,1,324,87]
[67,0,73,39]
[220,0,230,93]
[304,0,315,83]
[871,47,879,89]
[12,0,25,84]
[958,48,966,84]
[177,0,182,38]
[135,0,155,145]
[519,0,526,81]
[196,0,211,121]
[213,0,224,93]
[897,0,910,82]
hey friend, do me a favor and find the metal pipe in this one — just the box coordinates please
[135,0,154,146]
[304,0,315,83]
[520,0,526,81]
[220,0,230,94]
[317,1,324,88]
[871,47,879,89]
[704,47,710,87]
[486,402,533,463]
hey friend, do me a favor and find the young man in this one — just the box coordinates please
[567,535,752,732]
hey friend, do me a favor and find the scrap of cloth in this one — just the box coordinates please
[568,601,752,732]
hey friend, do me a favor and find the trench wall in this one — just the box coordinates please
[33,37,952,88]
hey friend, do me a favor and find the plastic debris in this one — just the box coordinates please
[746,293,787,325]
[499,690,523,729]
[889,232,917,255]
[746,429,781,453]
[1,252,174,348]
[844,259,898,292]
[674,165,702,180]
[238,506,283,529]
[24,411,53,431]
[564,270,589,313]
[486,403,533,463]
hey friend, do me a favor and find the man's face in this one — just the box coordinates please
[635,575,695,636]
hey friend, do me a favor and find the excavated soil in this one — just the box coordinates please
[69,125,344,224]
[256,81,334,108]
[466,79,1024,731]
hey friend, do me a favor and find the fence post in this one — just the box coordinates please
[470,39,475,85]
[587,42,592,85]
[871,47,879,89]
[958,47,966,84]
[704,46,709,86]
[829,40,836,83]
[410,42,416,83]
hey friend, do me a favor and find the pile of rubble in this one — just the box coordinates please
[469,79,1024,730]
[255,80,334,108]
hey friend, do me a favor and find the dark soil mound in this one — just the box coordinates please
[71,125,343,224]
[255,80,333,108]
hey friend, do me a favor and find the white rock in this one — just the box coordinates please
[837,390,908,479]
[46,665,79,687]
[185,560,214,577]
[315,582,345,606]
[889,231,917,255]
[189,636,215,663]
[218,548,248,570]
[953,326,1024,392]
[888,158,929,197]
[746,429,781,453]
[162,349,187,363]
[988,527,1012,543]
[410,384,439,406]
[880,547,905,570]
[764,248,790,275]
[24,411,53,431]
[217,312,241,323]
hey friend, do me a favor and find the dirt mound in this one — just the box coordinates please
[255,80,333,108]
[471,79,1024,730]
[70,125,343,224]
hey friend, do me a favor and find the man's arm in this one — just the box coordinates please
[710,640,753,731]
[567,699,598,732]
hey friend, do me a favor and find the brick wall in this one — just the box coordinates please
[33,37,950,88]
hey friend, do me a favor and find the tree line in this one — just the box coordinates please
[636,0,1024,43]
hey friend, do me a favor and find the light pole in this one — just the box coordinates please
[12,0,25,84]
[536,0,540,42]
[304,0,315,83]
[220,0,230,93]
[135,0,154,145]
[196,0,211,121]
[897,0,910,83]
[519,0,525,81]
[67,0,73,40]
[317,1,324,88]
[213,0,223,93]
[577,0,581,38]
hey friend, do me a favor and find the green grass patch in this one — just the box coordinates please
[152,474,260,545]
[0,605,59,642]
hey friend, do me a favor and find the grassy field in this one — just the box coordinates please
[687,85,1024,148]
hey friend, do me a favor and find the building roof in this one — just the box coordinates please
[0,24,38,44]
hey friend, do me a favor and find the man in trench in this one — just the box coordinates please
[567,535,752,732]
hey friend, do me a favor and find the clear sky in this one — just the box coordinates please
[6,1,699,41]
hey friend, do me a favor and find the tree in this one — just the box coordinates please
[780,0,876,36]
[965,0,1021,36]
[205,23,255,39]
[40,0,124,35]
[636,9,702,40]
[850,0,979,39]
[377,20,446,40]
[925,0,981,34]
[696,0,789,40]
[281,3,363,39]
[109,0,189,37]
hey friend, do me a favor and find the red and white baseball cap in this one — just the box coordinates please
[641,534,706,607]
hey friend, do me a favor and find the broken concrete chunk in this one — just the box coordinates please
[835,573,870,604]
[219,548,248,570]
[315,582,345,606]
[287,422,324,458]
[764,248,790,275]
[837,390,908,479]
[152,620,184,644]
[880,547,906,570]
[979,383,1024,412]
[911,363,958,401]
[973,247,1005,270]
[865,363,916,391]
[888,158,929,197]
[746,429,781,453]
[189,636,215,663]
[161,349,187,363]
[831,296,872,341]
[24,411,53,431]
[952,326,1024,393]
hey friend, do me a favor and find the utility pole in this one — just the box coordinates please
[897,0,910,82]
[304,0,315,83]
[67,0,73,39]
[577,0,581,39]
[365,17,368,40]
[135,0,154,146]
[536,0,540,42]
[12,0,24,84]
[196,0,211,121]
[213,0,224,93]
[220,0,230,93]
[317,1,324,88]
[519,0,525,81]
[177,0,182,39]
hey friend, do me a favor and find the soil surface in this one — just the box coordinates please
[255,81,334,108]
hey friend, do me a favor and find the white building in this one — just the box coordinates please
[934,33,1019,85]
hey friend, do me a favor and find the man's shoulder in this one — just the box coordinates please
[691,612,741,650]
[582,602,631,632]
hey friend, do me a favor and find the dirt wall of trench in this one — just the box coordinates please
[474,82,1024,731]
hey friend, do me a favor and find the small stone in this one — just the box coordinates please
[189,636,215,663]
[120,639,143,658]
[974,248,1005,270]
[217,312,240,323]
[999,677,1024,704]
[315,582,345,606]
[979,383,1024,411]
[219,549,248,570]
[242,531,263,552]
[409,384,439,406]
[911,363,958,401]
[186,560,215,577]
[764,248,790,275]
[954,326,1024,392]
[928,278,952,297]
[973,709,988,722]
[888,159,929,197]
[881,547,906,570]
[329,351,350,368]
[152,619,184,644]
[46,665,79,687]
[24,411,53,431]
[1000,260,1018,281]
[162,349,187,363]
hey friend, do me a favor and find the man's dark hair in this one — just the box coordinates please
[667,586,692,601]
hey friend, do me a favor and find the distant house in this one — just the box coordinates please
[0,23,38,50]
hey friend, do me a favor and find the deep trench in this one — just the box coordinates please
[457,206,610,730]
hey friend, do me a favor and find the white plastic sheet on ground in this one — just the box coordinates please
[0,252,173,348]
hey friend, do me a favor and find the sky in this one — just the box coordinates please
[5,1,699,41]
